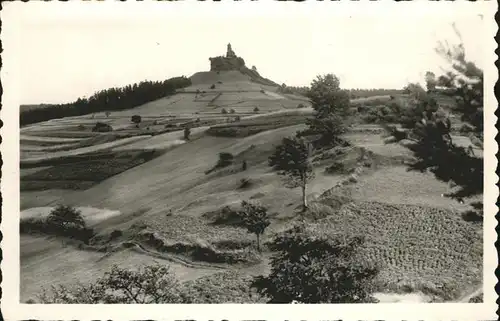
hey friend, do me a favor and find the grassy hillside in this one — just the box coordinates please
[19,70,482,303]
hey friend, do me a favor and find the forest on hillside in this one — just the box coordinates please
[20,76,191,126]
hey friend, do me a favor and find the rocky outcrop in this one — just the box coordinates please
[209,43,246,72]
[208,43,278,87]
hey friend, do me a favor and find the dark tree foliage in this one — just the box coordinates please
[39,264,182,303]
[47,205,86,231]
[388,34,483,219]
[307,74,350,118]
[238,201,271,252]
[298,74,350,147]
[268,137,314,209]
[131,115,142,124]
[251,225,379,303]
[20,77,191,126]
[184,127,191,140]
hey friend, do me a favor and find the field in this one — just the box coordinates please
[19,70,483,303]
[305,199,482,300]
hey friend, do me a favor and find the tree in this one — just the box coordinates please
[184,127,191,140]
[268,136,314,209]
[238,201,271,252]
[38,264,182,303]
[251,224,379,303]
[253,107,260,113]
[425,71,437,92]
[308,74,350,118]
[46,205,86,231]
[105,111,111,118]
[301,74,350,147]
[303,114,347,147]
[387,29,483,220]
[131,115,142,124]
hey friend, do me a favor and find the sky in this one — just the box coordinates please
[6,2,489,105]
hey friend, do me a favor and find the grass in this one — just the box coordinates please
[180,270,266,303]
[131,215,260,264]
[307,199,482,300]
[207,114,308,137]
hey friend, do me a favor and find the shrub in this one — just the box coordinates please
[217,152,234,167]
[221,108,228,114]
[38,264,182,303]
[239,177,252,189]
[251,225,379,303]
[325,161,344,174]
[77,124,85,130]
[217,81,222,84]
[92,122,113,132]
[210,84,216,89]
[204,205,243,226]
[131,115,142,124]
[109,229,123,240]
[184,127,191,140]
[260,89,265,93]
[253,107,260,113]
[20,205,94,244]
[229,109,235,114]
[47,205,86,231]
[234,116,241,122]
[297,103,305,108]
[242,160,247,171]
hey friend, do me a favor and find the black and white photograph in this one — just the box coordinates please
[1,1,497,320]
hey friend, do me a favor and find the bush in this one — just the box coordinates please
[109,229,123,240]
[131,115,142,124]
[253,107,260,113]
[221,108,228,114]
[39,264,182,303]
[260,89,265,93]
[77,124,85,130]
[20,205,95,244]
[217,152,234,167]
[210,84,216,89]
[234,116,241,122]
[229,109,235,114]
[92,122,113,132]
[325,161,345,174]
[251,225,379,303]
[217,81,222,84]
[239,178,252,189]
[297,103,305,108]
[47,205,86,230]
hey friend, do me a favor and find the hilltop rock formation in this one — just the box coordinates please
[208,43,278,86]
[209,43,246,72]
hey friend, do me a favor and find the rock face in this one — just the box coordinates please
[208,43,279,87]
[209,43,245,72]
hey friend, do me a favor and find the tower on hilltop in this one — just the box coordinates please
[226,43,236,58]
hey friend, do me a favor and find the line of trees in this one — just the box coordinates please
[20,76,191,126]
[278,82,403,99]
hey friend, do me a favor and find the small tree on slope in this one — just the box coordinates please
[268,136,314,210]
[238,201,271,252]
[47,205,86,231]
[251,224,379,303]
[300,74,349,147]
